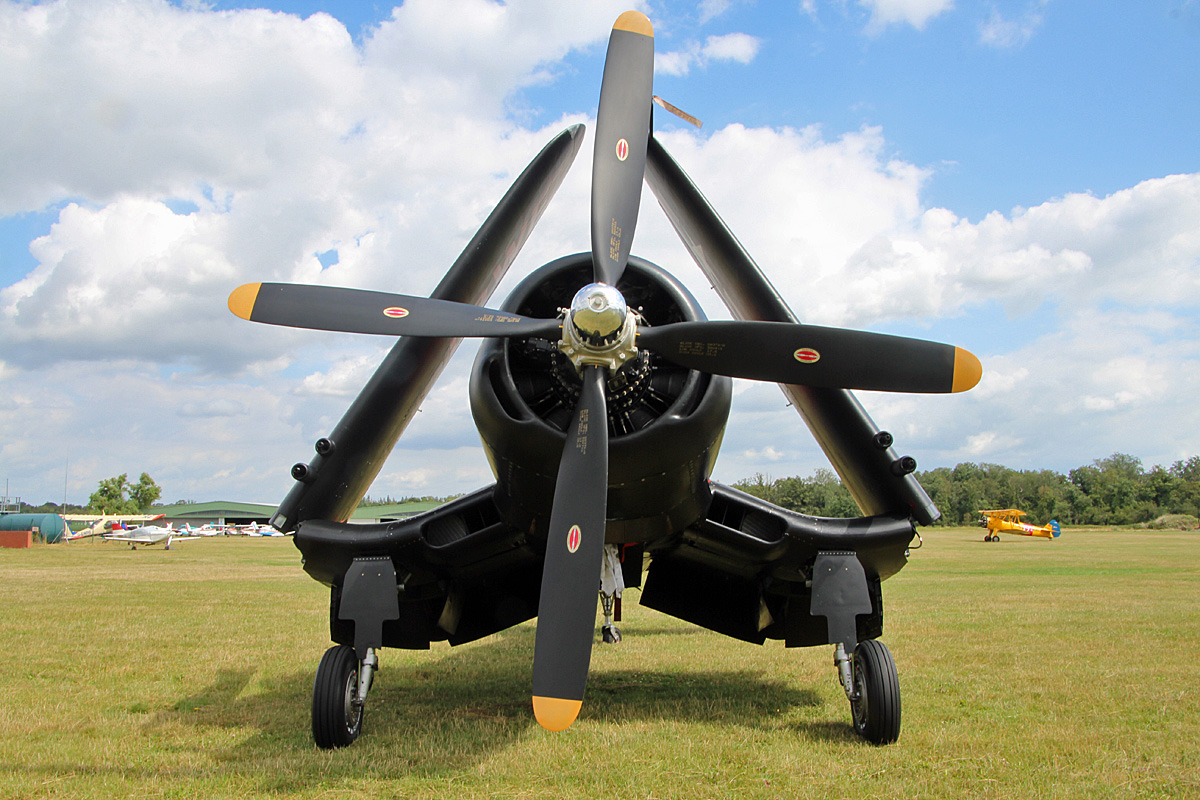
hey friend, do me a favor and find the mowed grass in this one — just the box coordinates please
[1,529,1197,799]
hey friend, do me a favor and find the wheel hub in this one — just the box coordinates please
[343,666,363,733]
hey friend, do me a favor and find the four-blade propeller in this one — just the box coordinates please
[227,9,982,733]
[229,283,982,396]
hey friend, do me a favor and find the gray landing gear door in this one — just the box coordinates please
[809,551,873,650]
[338,556,400,661]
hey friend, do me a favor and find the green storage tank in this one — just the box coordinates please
[0,513,69,543]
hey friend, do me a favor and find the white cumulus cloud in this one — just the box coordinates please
[859,0,955,32]
[656,32,762,76]
[979,2,1049,48]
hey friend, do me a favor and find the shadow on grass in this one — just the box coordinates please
[131,625,848,792]
[167,668,257,715]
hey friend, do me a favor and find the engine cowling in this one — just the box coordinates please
[469,254,732,543]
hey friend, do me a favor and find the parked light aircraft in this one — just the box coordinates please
[169,522,228,535]
[227,11,982,749]
[62,514,165,540]
[64,517,113,540]
[181,523,224,536]
[102,523,200,550]
[223,522,281,536]
[978,509,1062,541]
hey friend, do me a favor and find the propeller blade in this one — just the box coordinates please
[532,366,609,731]
[637,321,982,394]
[591,11,654,286]
[228,282,561,340]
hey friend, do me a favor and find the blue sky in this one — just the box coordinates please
[2,0,1199,507]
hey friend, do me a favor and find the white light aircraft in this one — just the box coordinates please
[102,523,199,550]
[62,514,166,541]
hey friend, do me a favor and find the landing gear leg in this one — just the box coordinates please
[599,543,624,644]
[836,640,901,745]
[600,591,622,643]
[312,644,377,749]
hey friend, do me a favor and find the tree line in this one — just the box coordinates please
[13,454,1200,527]
[733,453,1200,526]
[15,478,461,516]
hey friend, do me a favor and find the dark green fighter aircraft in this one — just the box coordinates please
[229,10,981,748]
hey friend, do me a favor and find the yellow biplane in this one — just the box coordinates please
[977,509,1062,542]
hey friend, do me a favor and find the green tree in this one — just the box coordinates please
[796,468,858,517]
[88,474,139,515]
[735,453,1200,527]
[128,473,161,510]
[732,474,781,506]
[1071,453,1154,524]
[734,470,858,517]
[87,473,160,514]
[1170,457,1200,516]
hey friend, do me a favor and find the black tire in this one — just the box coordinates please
[850,639,901,745]
[312,644,362,749]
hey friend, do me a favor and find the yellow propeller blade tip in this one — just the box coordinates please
[533,696,583,732]
[228,283,261,320]
[614,10,653,37]
[952,347,983,393]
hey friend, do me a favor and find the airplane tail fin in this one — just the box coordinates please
[1049,520,1061,538]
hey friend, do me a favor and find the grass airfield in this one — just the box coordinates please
[1,528,1197,799]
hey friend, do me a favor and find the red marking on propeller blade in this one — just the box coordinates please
[383,307,409,318]
[566,525,582,554]
[794,348,820,364]
[615,138,629,162]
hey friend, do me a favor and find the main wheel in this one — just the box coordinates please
[312,644,363,749]
[849,639,901,745]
